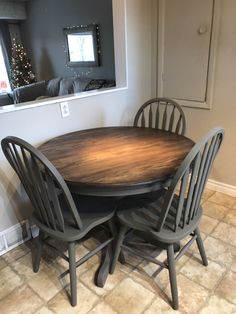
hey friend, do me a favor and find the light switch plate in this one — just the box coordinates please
[60,102,70,118]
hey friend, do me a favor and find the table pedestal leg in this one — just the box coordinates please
[95,244,112,287]
[95,219,126,287]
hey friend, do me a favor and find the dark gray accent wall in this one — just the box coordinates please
[20,0,115,81]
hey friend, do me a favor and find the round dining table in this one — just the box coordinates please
[39,126,194,197]
[39,126,194,287]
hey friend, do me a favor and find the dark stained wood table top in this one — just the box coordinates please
[39,127,194,196]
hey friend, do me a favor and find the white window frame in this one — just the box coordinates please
[0,43,11,94]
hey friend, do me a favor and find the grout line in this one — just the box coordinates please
[141,293,157,314]
[204,198,236,210]
[209,232,236,248]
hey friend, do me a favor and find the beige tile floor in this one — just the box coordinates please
[0,190,236,314]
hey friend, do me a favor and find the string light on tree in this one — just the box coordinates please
[10,38,36,89]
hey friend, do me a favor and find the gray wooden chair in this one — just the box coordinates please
[1,136,116,306]
[134,97,186,135]
[110,127,224,310]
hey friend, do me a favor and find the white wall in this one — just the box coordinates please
[183,0,236,187]
[0,0,156,231]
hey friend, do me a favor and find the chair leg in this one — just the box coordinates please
[110,224,128,274]
[33,230,43,273]
[68,242,77,306]
[195,227,208,266]
[167,244,178,310]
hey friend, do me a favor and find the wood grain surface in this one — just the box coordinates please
[39,127,194,196]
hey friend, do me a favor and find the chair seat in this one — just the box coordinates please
[117,191,202,244]
[33,195,116,242]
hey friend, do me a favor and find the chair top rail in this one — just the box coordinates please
[134,97,186,135]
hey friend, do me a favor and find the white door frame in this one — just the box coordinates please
[157,0,220,109]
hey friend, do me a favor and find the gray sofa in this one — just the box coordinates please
[12,77,115,104]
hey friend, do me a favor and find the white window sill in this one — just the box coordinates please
[0,86,128,114]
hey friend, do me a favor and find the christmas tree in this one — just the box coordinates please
[10,38,36,89]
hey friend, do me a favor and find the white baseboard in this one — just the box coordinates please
[0,221,39,256]
[0,220,31,256]
[207,179,236,197]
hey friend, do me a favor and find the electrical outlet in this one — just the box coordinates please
[60,101,70,118]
